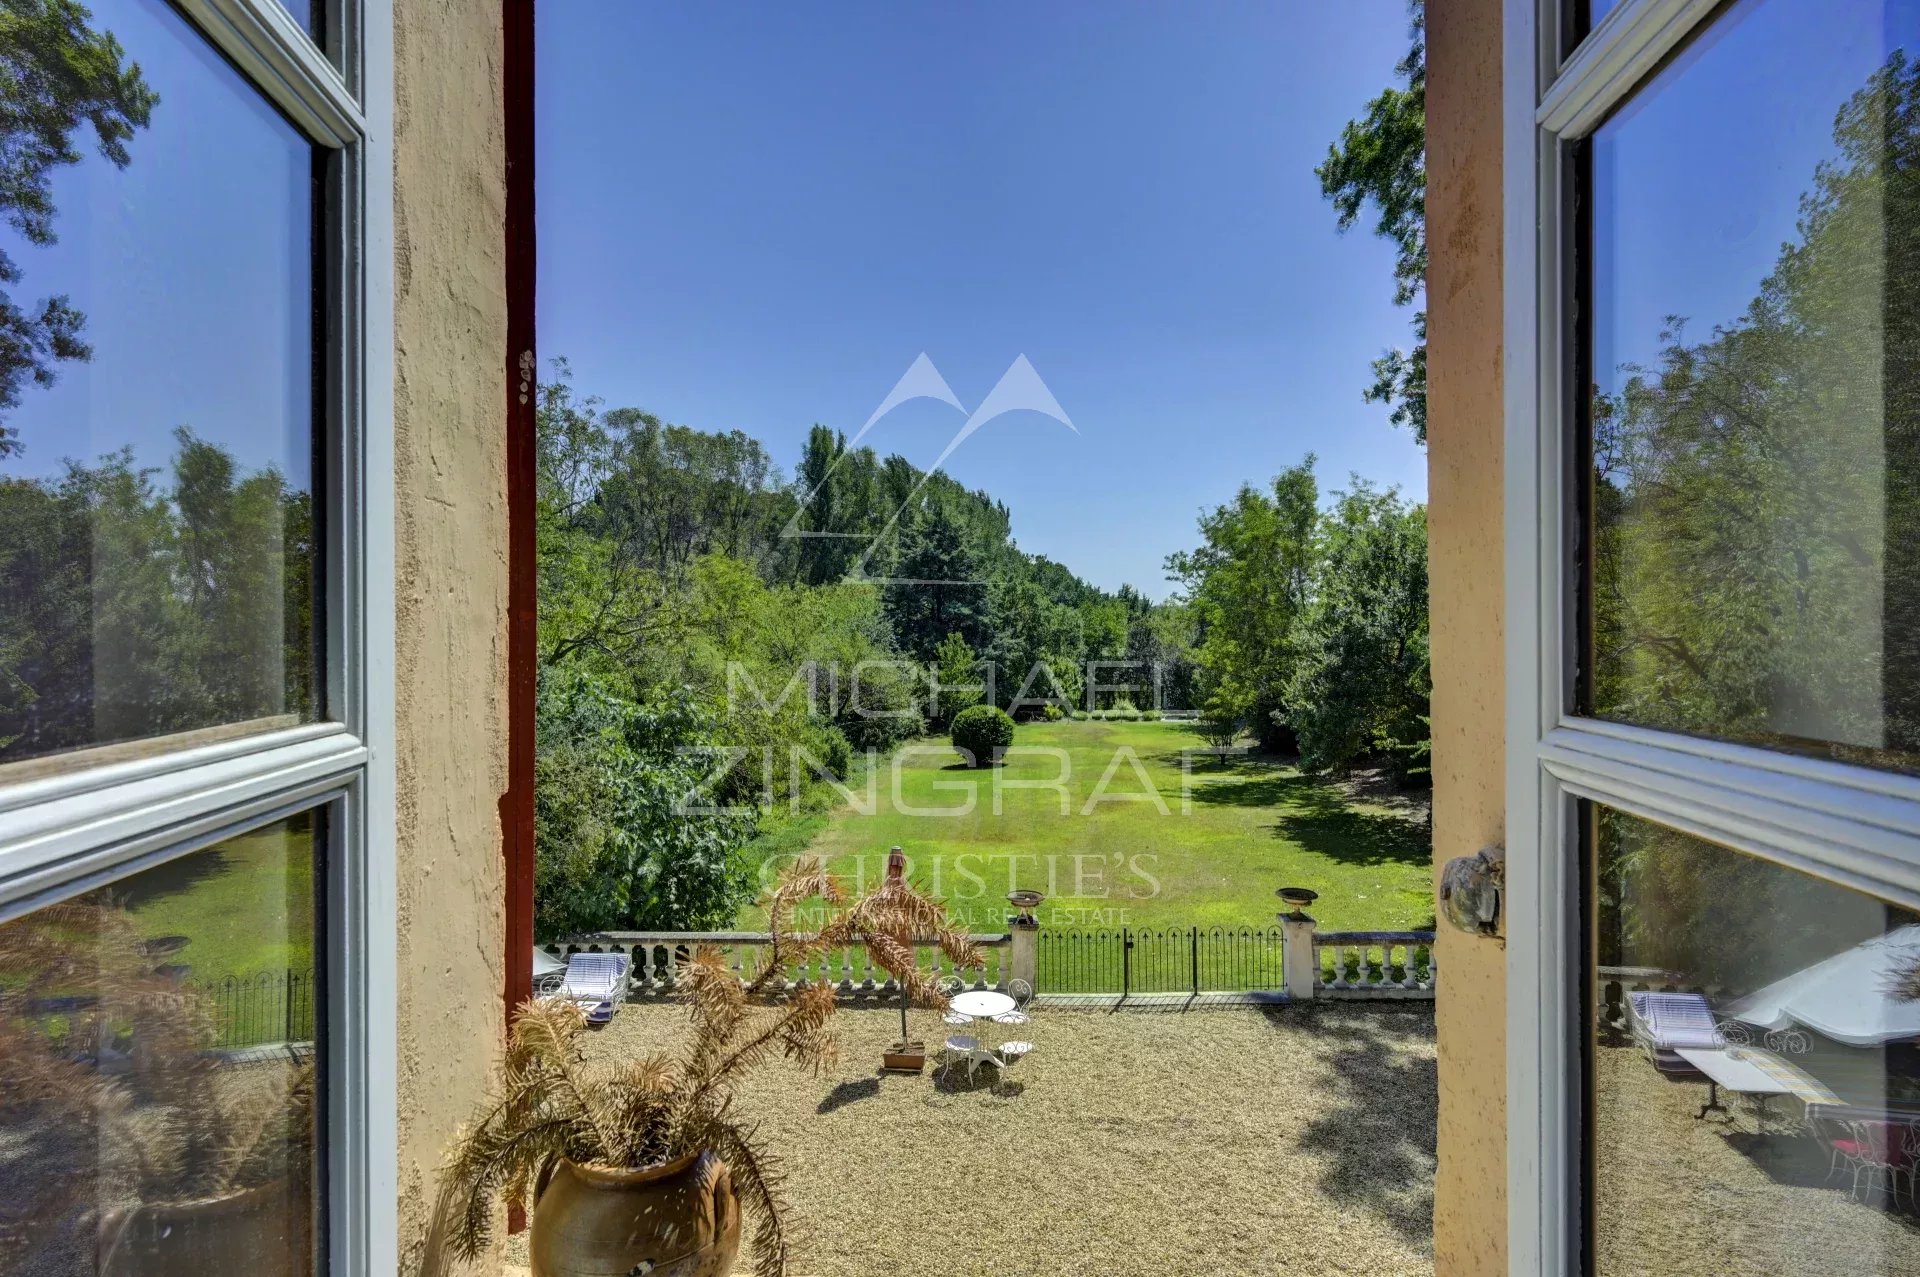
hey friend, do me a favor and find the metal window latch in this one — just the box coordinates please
[1440,846,1504,938]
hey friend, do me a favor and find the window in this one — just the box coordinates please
[1591,807,1920,1271]
[0,1,392,1274]
[0,811,325,1269]
[0,0,321,769]
[1583,0,1920,776]
[1508,0,1920,1271]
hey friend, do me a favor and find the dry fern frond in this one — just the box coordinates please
[681,943,750,1046]
[0,896,281,1229]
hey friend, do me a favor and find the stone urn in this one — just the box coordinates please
[531,1151,741,1277]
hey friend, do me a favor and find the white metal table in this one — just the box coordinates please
[950,990,1015,1020]
[1676,1047,1793,1123]
[945,990,1018,1080]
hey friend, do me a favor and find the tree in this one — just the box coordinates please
[0,0,159,454]
[882,493,990,661]
[0,426,314,763]
[1317,0,1426,442]
[929,631,982,728]
[1283,483,1429,776]
[533,669,757,936]
[1165,459,1319,750]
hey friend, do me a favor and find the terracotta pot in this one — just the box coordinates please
[97,1179,309,1276]
[531,1151,741,1277]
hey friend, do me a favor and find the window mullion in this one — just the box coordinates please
[1540,726,1920,909]
[0,729,368,921]
[1540,0,1723,137]
[176,0,365,147]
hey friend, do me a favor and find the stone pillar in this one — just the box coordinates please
[1009,916,1039,991]
[1281,910,1318,1001]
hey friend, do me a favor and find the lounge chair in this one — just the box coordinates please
[550,951,630,1023]
[1626,991,1725,1073]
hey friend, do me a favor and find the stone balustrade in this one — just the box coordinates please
[1310,930,1437,999]
[539,917,1438,1004]
[540,930,1019,1000]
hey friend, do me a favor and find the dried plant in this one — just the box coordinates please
[0,900,313,1252]
[427,975,837,1277]
[427,852,980,1277]
[767,852,984,1041]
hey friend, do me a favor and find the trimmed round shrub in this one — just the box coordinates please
[950,704,1015,768]
[1070,710,1091,721]
[1041,703,1066,722]
[1142,709,1163,722]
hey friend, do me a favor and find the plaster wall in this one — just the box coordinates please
[1426,0,1510,1270]
[390,0,509,1268]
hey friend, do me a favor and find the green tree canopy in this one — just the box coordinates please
[1317,0,1425,441]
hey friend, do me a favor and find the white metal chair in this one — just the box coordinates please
[938,1034,982,1080]
[940,973,972,1027]
[998,1040,1033,1065]
[994,977,1033,1027]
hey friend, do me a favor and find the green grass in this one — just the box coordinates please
[121,821,316,985]
[741,719,1433,936]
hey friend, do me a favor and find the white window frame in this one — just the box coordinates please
[1503,0,1920,1270]
[0,1,395,1273]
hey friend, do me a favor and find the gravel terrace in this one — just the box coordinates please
[505,999,1436,1277]
[1594,1043,1920,1273]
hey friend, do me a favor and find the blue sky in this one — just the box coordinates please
[4,0,1902,597]
[0,0,312,491]
[1594,0,1919,388]
[537,2,1429,598]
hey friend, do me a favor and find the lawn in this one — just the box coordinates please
[119,818,316,985]
[743,719,1432,936]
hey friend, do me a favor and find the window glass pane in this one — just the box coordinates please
[1585,0,1920,773]
[1591,806,1920,1272]
[0,810,322,1273]
[276,0,322,43]
[0,0,319,768]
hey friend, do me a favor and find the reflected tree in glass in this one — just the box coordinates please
[0,0,158,455]
[1591,51,1920,773]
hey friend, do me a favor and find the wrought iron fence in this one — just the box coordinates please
[1038,926,1293,996]
[198,970,316,1049]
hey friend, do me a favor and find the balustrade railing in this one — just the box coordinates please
[1312,931,1436,997]
[541,931,1012,999]
[542,922,1437,1002]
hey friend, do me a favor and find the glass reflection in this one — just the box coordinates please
[1585,0,1920,773]
[276,0,321,41]
[0,812,321,1274]
[0,0,319,768]
[1593,807,1920,1273]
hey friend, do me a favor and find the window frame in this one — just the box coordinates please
[1503,0,1920,1270]
[0,1,396,1273]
